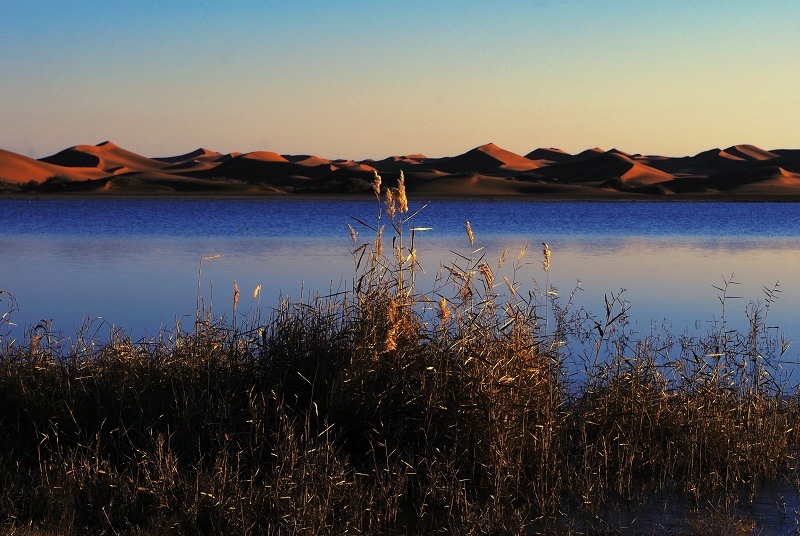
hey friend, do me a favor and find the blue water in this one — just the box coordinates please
[4,197,799,239]
[1,198,798,361]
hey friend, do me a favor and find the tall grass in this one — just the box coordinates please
[0,181,798,534]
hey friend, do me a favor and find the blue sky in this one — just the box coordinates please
[1,1,797,159]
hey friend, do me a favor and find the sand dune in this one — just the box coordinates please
[2,141,798,198]
[162,160,221,174]
[723,145,780,161]
[572,147,607,161]
[428,143,539,174]
[285,155,332,167]
[524,147,572,163]
[199,152,334,182]
[619,161,674,185]
[528,151,674,186]
[0,148,108,184]
[240,151,290,163]
[154,148,223,164]
[41,141,168,172]
[360,155,430,172]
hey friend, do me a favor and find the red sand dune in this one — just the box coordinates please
[199,151,334,182]
[41,141,168,172]
[0,148,108,184]
[723,145,780,161]
[619,161,674,185]
[162,160,221,174]
[285,155,332,167]
[2,141,799,197]
[528,151,674,186]
[429,143,539,174]
[717,149,746,161]
[154,148,223,164]
[327,163,377,177]
[360,154,430,172]
[240,151,290,163]
[524,148,572,163]
[572,147,607,161]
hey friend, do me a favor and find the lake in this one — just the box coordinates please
[1,197,798,366]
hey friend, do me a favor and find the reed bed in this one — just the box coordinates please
[0,179,798,534]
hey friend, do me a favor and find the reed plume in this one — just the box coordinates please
[385,188,396,219]
[372,169,382,199]
[479,262,494,287]
[397,170,408,214]
[465,220,474,246]
[439,296,450,325]
[542,242,551,272]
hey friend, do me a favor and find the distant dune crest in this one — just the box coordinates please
[1,141,799,197]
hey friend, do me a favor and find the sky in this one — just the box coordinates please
[1,0,798,160]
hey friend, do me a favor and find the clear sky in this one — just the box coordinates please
[1,1,797,160]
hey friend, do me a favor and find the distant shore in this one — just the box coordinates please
[3,141,800,199]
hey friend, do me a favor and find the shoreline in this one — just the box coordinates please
[3,190,800,202]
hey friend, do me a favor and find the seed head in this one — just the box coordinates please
[233,280,240,311]
[479,262,494,286]
[504,276,516,297]
[397,170,408,214]
[384,326,397,353]
[252,285,262,299]
[439,297,450,325]
[372,170,382,198]
[465,220,474,246]
[498,247,508,268]
[347,223,358,243]
[385,188,396,219]
[542,242,551,272]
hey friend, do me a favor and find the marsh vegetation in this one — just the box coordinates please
[0,175,798,534]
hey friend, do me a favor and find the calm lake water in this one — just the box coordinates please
[1,197,798,362]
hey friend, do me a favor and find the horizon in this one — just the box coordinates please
[2,1,798,160]
[5,138,796,162]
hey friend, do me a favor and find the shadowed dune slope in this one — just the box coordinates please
[528,151,673,185]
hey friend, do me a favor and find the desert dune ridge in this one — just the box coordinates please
[1,141,799,198]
